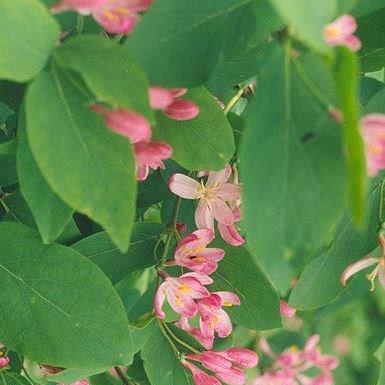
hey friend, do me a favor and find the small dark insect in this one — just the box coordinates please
[301,131,316,143]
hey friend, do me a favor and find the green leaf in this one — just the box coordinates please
[0,154,16,186]
[268,0,337,52]
[0,0,59,82]
[72,222,163,283]
[334,48,366,225]
[0,222,132,368]
[0,372,31,385]
[241,44,346,291]
[137,171,172,209]
[17,111,74,244]
[211,239,281,330]
[26,67,137,252]
[141,321,192,385]
[0,140,16,156]
[353,0,385,17]
[54,35,154,121]
[127,0,260,87]
[1,190,36,228]
[289,184,381,310]
[153,87,235,171]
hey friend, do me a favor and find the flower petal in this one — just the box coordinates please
[218,222,245,246]
[206,164,232,188]
[215,291,241,306]
[216,183,242,201]
[154,282,167,318]
[195,199,214,229]
[341,257,379,286]
[215,367,246,385]
[211,198,235,225]
[164,99,200,121]
[169,173,200,199]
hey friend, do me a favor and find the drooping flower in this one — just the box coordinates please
[323,14,361,51]
[280,301,296,319]
[175,316,214,350]
[169,165,241,230]
[154,272,211,318]
[134,141,172,181]
[93,0,152,34]
[185,348,258,385]
[198,292,240,339]
[360,114,385,177]
[91,104,151,143]
[171,228,225,275]
[254,336,339,385]
[149,86,200,121]
[217,206,245,246]
[51,0,107,14]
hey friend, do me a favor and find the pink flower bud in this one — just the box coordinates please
[280,300,297,318]
[149,87,187,110]
[91,104,152,143]
[0,356,9,369]
[218,348,259,369]
[164,99,200,121]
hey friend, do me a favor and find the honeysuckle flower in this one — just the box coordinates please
[154,272,212,319]
[280,301,296,319]
[170,228,225,275]
[91,104,151,143]
[323,14,361,51]
[360,114,385,177]
[255,336,339,385]
[198,292,240,339]
[134,141,172,181]
[92,0,152,34]
[217,206,245,246]
[0,356,9,369]
[169,165,241,229]
[186,348,258,385]
[149,86,200,121]
[175,316,214,349]
[183,361,221,385]
[51,0,107,14]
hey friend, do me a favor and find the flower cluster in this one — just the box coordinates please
[254,336,339,385]
[92,86,199,181]
[0,342,10,369]
[51,0,152,35]
[323,14,361,51]
[169,164,244,246]
[182,348,258,385]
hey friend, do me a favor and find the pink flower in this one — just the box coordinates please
[280,301,297,319]
[183,361,221,385]
[186,348,258,385]
[91,104,151,143]
[92,0,152,34]
[172,228,225,275]
[0,356,9,369]
[198,292,240,339]
[323,14,361,52]
[218,206,245,246]
[175,316,214,350]
[134,141,172,181]
[149,86,200,121]
[71,381,89,385]
[360,114,385,177]
[169,165,241,229]
[51,0,107,14]
[154,272,211,319]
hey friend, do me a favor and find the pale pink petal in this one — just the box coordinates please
[378,264,385,290]
[164,99,200,121]
[170,88,188,98]
[182,272,213,285]
[168,290,198,317]
[169,173,200,199]
[126,0,152,13]
[178,277,210,298]
[135,141,172,171]
[345,35,361,51]
[215,308,233,338]
[136,164,149,181]
[206,164,232,188]
[280,300,297,318]
[154,282,167,318]
[304,335,320,353]
[218,348,259,368]
[195,199,214,229]
[218,222,245,246]
[317,355,340,371]
[91,104,151,143]
[149,86,174,110]
[216,183,242,201]
[215,291,241,306]
[183,362,221,385]
[211,198,235,225]
[215,367,247,385]
[187,352,232,372]
[341,257,379,286]
[92,1,139,34]
[324,14,357,46]
[259,337,276,359]
[193,228,215,244]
